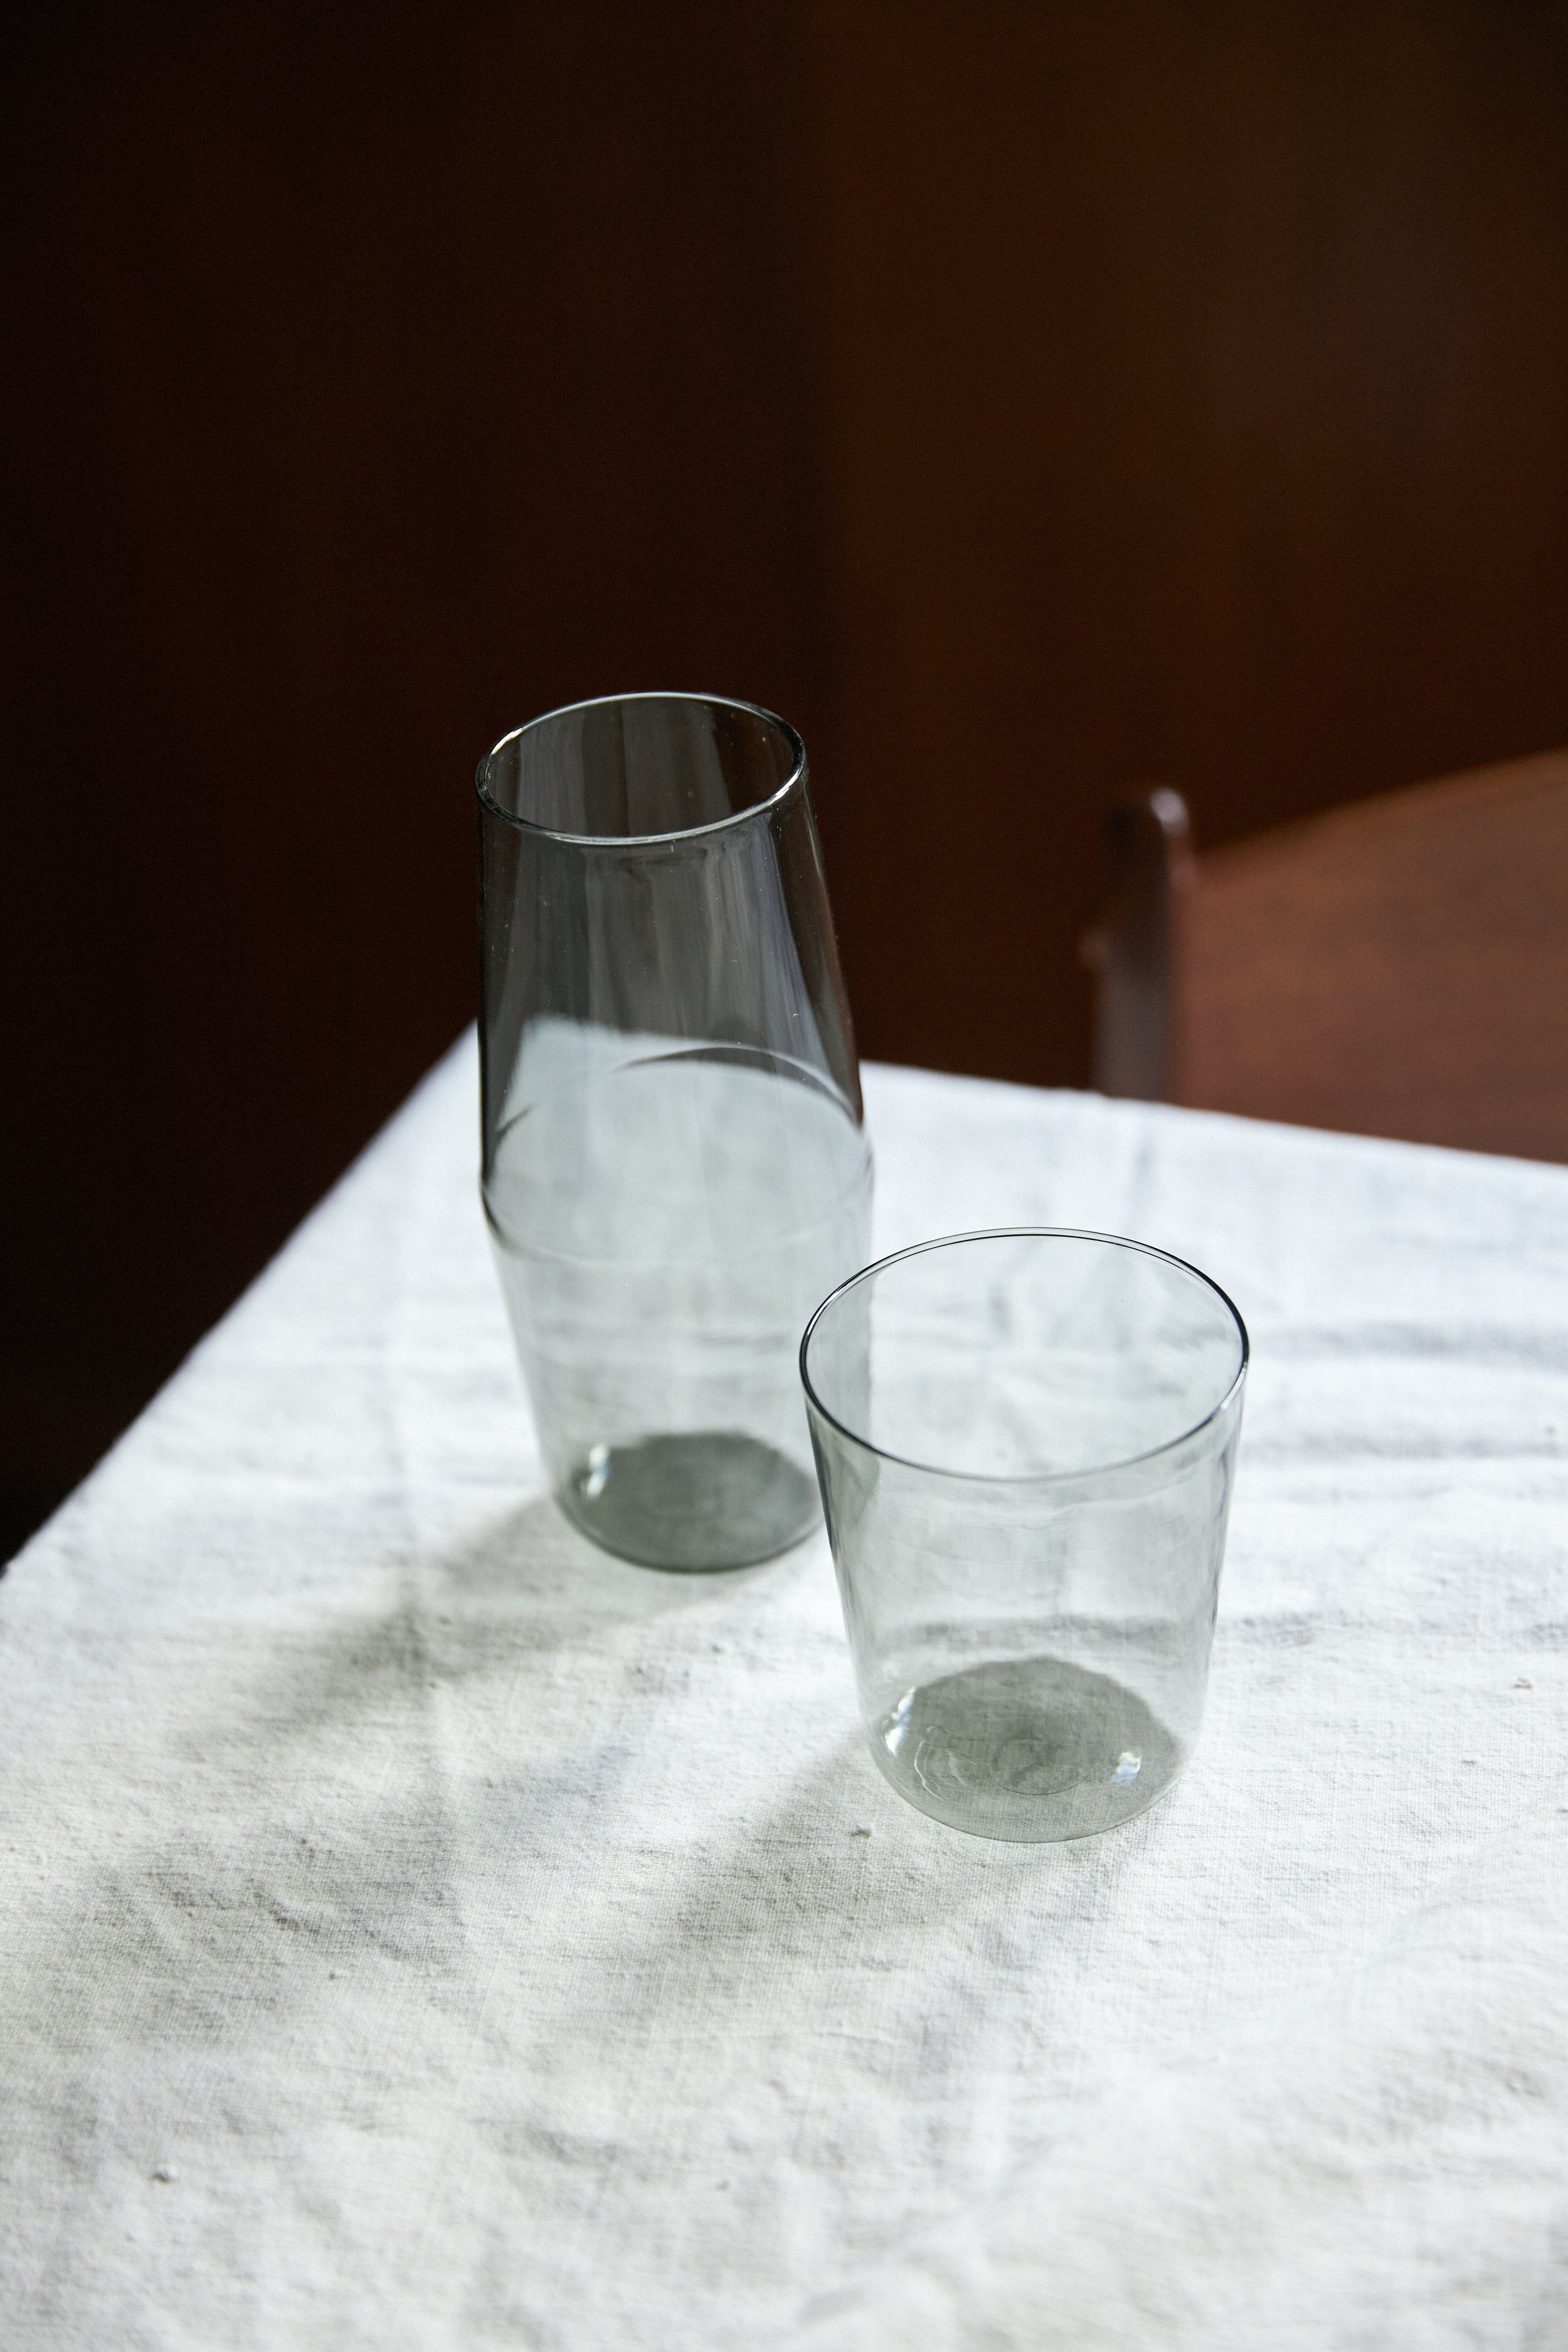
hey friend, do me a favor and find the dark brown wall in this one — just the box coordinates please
[808,0,1568,1083]
[3,2,834,1547]
[6,0,1568,1550]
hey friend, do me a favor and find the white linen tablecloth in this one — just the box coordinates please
[3,1037,1566,2349]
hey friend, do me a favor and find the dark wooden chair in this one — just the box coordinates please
[1083,750,1568,1162]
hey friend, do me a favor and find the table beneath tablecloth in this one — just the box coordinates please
[3,1037,1566,2349]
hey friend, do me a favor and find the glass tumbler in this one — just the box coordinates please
[479,693,871,1571]
[800,1231,1247,1841]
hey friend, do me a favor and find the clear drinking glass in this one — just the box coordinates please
[479,693,871,1571]
[800,1230,1247,1841]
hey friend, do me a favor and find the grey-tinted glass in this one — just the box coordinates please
[802,1230,1246,1841]
[480,694,870,1571]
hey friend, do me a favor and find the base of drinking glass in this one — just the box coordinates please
[558,1429,820,1572]
[867,1656,1187,1842]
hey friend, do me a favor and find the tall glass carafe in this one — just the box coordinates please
[478,694,871,1571]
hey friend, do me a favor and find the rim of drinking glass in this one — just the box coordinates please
[475,690,808,847]
[798,1226,1250,1486]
